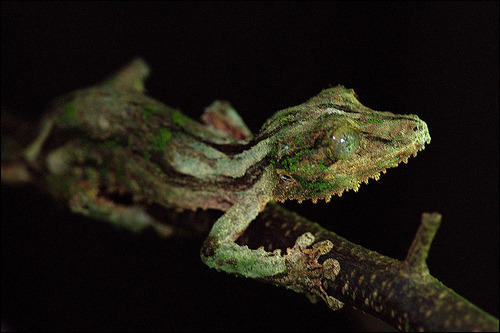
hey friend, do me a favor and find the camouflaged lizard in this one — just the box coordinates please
[24,59,430,287]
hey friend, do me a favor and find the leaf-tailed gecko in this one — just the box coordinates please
[24,59,430,301]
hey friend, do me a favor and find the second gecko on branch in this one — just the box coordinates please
[24,59,430,308]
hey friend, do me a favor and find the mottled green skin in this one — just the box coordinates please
[259,87,430,203]
[48,85,253,212]
[26,59,430,287]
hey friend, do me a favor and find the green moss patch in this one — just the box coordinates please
[151,128,173,152]
[142,105,159,121]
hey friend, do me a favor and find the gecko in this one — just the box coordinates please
[24,58,430,291]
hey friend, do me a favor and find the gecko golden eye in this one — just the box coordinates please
[329,126,360,159]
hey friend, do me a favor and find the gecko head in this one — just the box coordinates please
[262,86,431,203]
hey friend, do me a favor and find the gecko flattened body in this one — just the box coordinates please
[25,59,430,304]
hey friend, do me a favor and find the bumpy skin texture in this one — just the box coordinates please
[25,58,430,298]
[259,86,430,202]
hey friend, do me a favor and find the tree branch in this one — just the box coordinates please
[246,204,498,331]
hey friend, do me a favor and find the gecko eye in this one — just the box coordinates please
[328,126,360,159]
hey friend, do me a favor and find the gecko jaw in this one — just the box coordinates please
[305,141,428,204]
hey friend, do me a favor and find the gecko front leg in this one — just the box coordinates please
[200,167,288,278]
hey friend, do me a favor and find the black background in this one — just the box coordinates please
[1,2,498,331]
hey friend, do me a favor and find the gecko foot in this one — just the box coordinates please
[201,237,287,279]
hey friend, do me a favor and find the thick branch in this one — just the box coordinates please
[244,204,498,331]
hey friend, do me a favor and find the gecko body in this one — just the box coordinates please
[25,59,430,287]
